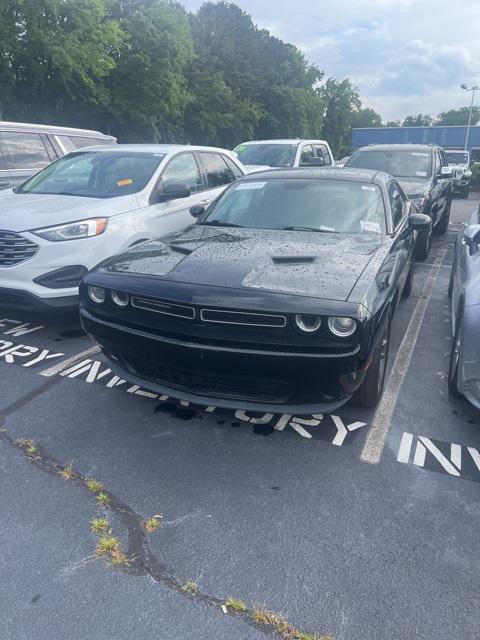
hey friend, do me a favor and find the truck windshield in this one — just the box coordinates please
[201,178,385,235]
[234,143,297,167]
[446,151,469,164]
[348,149,432,179]
[16,151,165,198]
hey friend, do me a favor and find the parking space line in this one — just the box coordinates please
[360,250,447,465]
[39,345,101,377]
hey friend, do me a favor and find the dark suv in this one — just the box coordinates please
[346,144,454,259]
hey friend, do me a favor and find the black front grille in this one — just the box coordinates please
[200,308,286,327]
[121,355,294,403]
[0,231,38,266]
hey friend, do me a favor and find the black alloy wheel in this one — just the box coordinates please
[353,312,392,408]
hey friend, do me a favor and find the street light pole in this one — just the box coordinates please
[461,83,479,151]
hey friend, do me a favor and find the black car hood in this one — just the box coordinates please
[397,177,431,197]
[99,226,380,301]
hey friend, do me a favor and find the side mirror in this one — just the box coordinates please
[301,157,325,167]
[409,212,431,230]
[439,166,453,179]
[190,205,205,219]
[463,223,480,255]
[157,183,191,202]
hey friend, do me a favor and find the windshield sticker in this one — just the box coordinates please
[361,220,381,233]
[235,145,246,152]
[236,182,266,190]
[412,152,430,157]
[361,185,376,191]
[416,171,427,177]
[117,178,133,187]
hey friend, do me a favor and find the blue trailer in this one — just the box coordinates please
[352,126,480,161]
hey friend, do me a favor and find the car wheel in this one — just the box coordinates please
[448,322,462,397]
[435,199,451,235]
[415,225,432,261]
[353,311,391,408]
[402,260,414,299]
[461,186,470,198]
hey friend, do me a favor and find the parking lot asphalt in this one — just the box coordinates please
[1,196,480,640]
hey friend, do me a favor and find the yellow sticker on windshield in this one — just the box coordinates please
[117,178,133,187]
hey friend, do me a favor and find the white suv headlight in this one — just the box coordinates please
[32,218,107,242]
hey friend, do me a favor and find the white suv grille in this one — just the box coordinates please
[0,231,38,267]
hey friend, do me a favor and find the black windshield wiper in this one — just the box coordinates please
[200,221,244,228]
[282,226,339,233]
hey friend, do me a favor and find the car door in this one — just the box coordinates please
[195,151,240,206]
[433,149,449,224]
[145,151,208,237]
[0,131,54,188]
[384,181,413,296]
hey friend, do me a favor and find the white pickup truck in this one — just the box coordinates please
[233,139,334,173]
[446,149,472,198]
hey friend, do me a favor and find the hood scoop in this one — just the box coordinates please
[271,255,316,265]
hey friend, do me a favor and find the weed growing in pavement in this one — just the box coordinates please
[16,437,39,457]
[251,607,333,640]
[143,516,162,533]
[181,581,198,594]
[90,518,109,534]
[96,492,110,507]
[95,535,130,566]
[86,478,103,493]
[225,598,248,613]
[5,429,333,639]
[59,462,75,480]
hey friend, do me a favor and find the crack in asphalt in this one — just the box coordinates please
[0,428,302,640]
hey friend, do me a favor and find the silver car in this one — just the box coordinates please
[0,121,116,190]
[449,206,480,408]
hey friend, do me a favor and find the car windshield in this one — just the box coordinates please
[348,149,432,179]
[201,178,385,235]
[446,151,469,164]
[17,151,165,198]
[234,143,297,167]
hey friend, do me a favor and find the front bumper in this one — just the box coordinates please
[80,307,369,413]
[0,287,78,310]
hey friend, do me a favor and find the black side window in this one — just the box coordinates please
[222,154,243,179]
[199,152,235,188]
[314,144,332,166]
[0,132,51,170]
[388,181,405,229]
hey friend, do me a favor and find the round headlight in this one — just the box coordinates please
[294,314,322,333]
[328,316,357,338]
[111,291,130,308]
[87,286,106,304]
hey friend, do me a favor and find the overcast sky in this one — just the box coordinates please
[182,0,480,121]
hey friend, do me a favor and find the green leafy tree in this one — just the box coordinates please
[436,107,480,126]
[401,114,434,127]
[105,0,194,142]
[351,107,383,128]
[0,0,123,124]
[385,120,401,127]
[320,78,361,157]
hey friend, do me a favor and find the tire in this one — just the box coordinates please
[353,312,391,408]
[448,322,462,397]
[415,225,432,261]
[402,260,414,299]
[461,186,470,199]
[435,199,451,236]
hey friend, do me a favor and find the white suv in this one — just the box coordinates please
[0,144,246,309]
[234,139,334,172]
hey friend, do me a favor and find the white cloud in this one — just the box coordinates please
[182,0,480,120]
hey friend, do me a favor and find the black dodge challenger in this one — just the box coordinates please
[80,168,430,413]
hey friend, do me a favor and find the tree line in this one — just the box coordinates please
[0,0,384,157]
